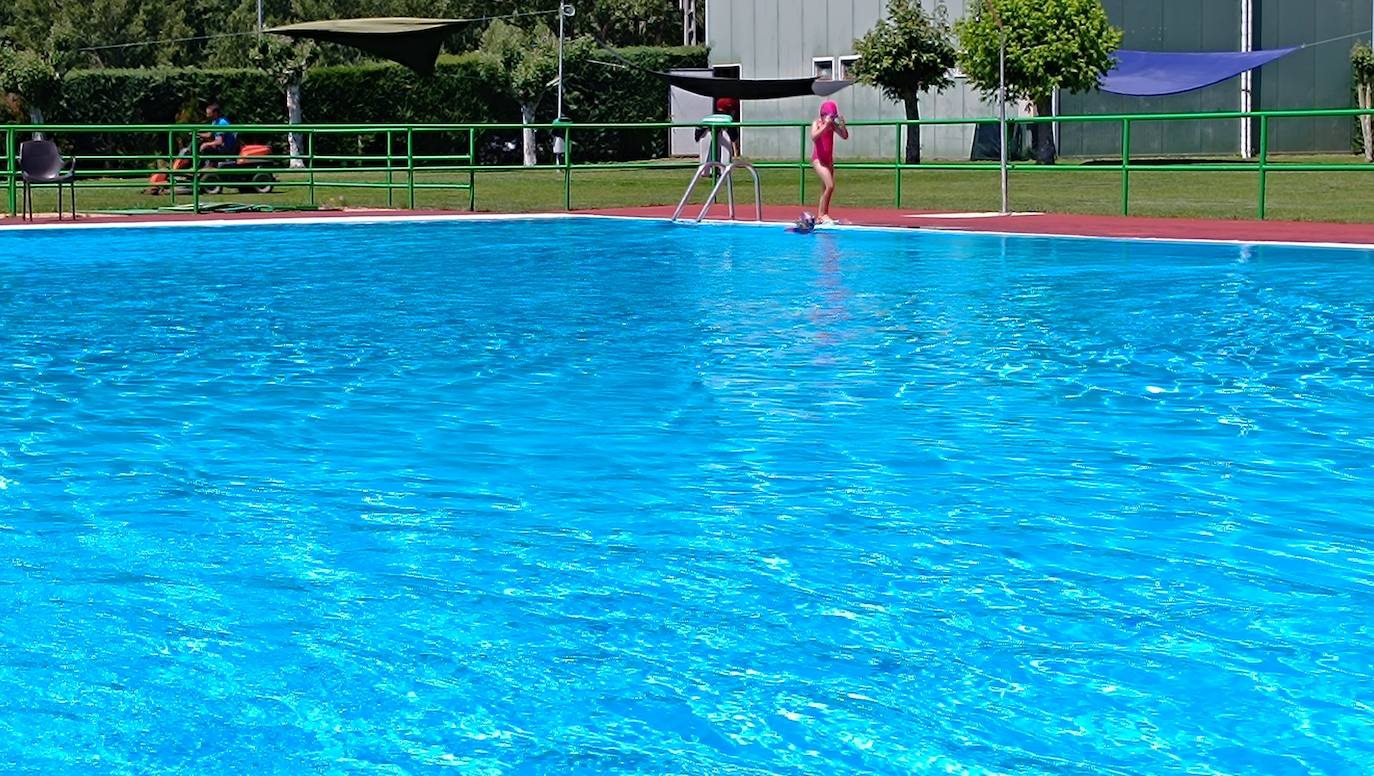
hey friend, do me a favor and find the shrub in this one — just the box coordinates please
[13,46,707,166]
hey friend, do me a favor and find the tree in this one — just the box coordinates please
[480,19,589,166]
[851,0,955,165]
[3,0,699,69]
[576,0,679,46]
[251,36,318,167]
[0,46,58,132]
[0,25,77,134]
[1354,43,1374,163]
[956,0,1122,164]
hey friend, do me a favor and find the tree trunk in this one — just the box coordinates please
[520,102,537,167]
[903,92,921,165]
[286,79,305,169]
[27,105,44,140]
[1030,96,1057,165]
[1361,84,1373,164]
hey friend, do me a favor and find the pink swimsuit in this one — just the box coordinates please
[812,124,835,166]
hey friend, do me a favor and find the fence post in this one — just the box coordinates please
[1121,118,1131,216]
[558,120,572,211]
[165,130,177,206]
[6,127,16,217]
[191,139,200,214]
[1257,114,1269,220]
[799,124,808,206]
[406,128,415,209]
[386,129,394,208]
[895,122,903,208]
[468,126,477,211]
[307,130,316,207]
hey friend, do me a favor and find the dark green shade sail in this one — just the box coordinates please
[666,73,851,100]
[266,17,470,76]
[270,16,856,99]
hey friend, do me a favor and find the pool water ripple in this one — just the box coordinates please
[2,218,1373,773]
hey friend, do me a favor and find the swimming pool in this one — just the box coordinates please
[2,216,1372,773]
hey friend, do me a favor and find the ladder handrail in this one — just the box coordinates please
[697,161,761,223]
[670,161,763,224]
[670,161,727,222]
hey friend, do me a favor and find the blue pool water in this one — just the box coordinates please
[1,217,1373,774]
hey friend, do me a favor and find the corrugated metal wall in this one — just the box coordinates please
[1258,0,1363,152]
[1059,0,1242,157]
[708,0,994,160]
[708,0,1365,159]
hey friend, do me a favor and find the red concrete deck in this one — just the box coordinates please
[0,208,446,227]
[4,205,1374,246]
[578,204,1374,246]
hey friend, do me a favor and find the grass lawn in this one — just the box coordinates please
[12,155,1374,223]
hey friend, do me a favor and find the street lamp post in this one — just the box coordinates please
[557,3,575,121]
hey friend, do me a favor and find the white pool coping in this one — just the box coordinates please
[3,210,1372,251]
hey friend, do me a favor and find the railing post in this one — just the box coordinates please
[6,127,16,217]
[562,123,573,211]
[386,129,394,208]
[468,126,477,211]
[1121,118,1131,216]
[307,130,316,207]
[406,128,415,209]
[166,130,177,206]
[799,123,808,206]
[191,138,200,214]
[895,122,903,208]
[1258,114,1270,220]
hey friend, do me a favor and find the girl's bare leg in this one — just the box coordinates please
[812,159,836,220]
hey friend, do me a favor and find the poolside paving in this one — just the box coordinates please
[579,204,1374,246]
[4,205,1374,246]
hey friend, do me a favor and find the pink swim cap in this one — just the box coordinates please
[820,100,839,117]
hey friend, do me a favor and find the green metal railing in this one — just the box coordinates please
[2,122,478,216]
[3,107,1373,219]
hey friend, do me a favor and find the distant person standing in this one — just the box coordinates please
[695,96,741,164]
[810,100,848,224]
[714,96,741,157]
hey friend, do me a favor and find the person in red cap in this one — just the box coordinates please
[810,99,849,223]
[715,97,741,157]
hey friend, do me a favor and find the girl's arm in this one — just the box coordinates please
[836,117,850,140]
[810,119,826,141]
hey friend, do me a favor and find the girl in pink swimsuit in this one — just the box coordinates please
[810,100,849,223]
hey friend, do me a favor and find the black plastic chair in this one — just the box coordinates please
[19,140,78,221]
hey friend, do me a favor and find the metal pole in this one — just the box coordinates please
[257,0,264,32]
[1257,114,1270,219]
[406,128,415,209]
[894,123,903,208]
[563,125,573,210]
[1121,118,1131,216]
[999,30,1009,215]
[6,127,15,216]
[557,4,573,121]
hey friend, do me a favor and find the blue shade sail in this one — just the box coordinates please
[1100,48,1300,96]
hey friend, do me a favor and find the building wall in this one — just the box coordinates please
[1257,0,1364,152]
[707,0,995,160]
[1059,0,1242,157]
[708,0,1365,160]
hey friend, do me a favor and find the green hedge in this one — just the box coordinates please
[23,47,706,166]
[56,67,282,161]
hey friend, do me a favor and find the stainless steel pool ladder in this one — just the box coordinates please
[670,161,763,223]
